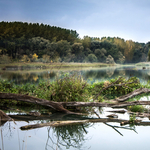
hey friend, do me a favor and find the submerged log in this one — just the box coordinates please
[120,120,142,126]
[107,109,127,113]
[20,118,150,130]
[106,114,118,118]
[20,118,126,130]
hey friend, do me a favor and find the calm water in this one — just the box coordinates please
[1,65,150,150]
[0,65,150,84]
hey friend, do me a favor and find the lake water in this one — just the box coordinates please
[1,65,150,150]
[1,65,150,84]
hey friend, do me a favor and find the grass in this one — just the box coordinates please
[128,105,146,113]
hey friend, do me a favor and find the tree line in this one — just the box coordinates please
[0,21,150,64]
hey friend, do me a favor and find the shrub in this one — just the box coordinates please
[92,76,141,100]
[43,74,90,102]
[0,55,11,64]
[128,105,146,113]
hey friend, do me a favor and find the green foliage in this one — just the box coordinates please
[0,21,149,63]
[42,54,50,63]
[106,55,115,64]
[0,75,148,112]
[0,55,11,64]
[92,76,141,100]
[0,74,90,102]
[148,49,150,61]
[88,54,97,62]
[45,74,90,102]
[94,48,107,62]
[128,105,146,113]
[116,51,125,64]
[129,114,136,124]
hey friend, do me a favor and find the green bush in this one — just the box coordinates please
[41,74,90,102]
[92,76,141,100]
[128,105,146,112]
[0,55,11,64]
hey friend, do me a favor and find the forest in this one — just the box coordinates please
[0,21,150,64]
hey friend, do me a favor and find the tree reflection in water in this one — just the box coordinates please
[45,123,92,150]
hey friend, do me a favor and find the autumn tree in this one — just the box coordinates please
[124,40,135,63]
[32,53,38,62]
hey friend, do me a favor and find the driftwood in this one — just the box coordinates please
[0,92,72,114]
[0,110,14,121]
[114,88,150,102]
[0,110,16,125]
[120,120,142,126]
[61,100,150,108]
[1,87,150,113]
[20,118,126,130]
[107,110,127,113]
[20,118,150,130]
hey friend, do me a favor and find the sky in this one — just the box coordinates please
[0,0,150,43]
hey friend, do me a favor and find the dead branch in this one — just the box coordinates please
[114,88,150,102]
[0,92,72,114]
[0,110,16,125]
[20,118,150,130]
[20,118,125,130]
[120,120,141,126]
[1,88,150,113]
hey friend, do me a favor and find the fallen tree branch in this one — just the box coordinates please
[60,100,150,108]
[114,88,150,102]
[0,110,16,125]
[20,118,126,130]
[1,88,150,112]
[20,118,150,130]
[0,92,72,114]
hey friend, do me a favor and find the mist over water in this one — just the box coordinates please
[0,65,150,85]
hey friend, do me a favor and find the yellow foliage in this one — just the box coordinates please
[32,53,38,60]
[33,76,38,81]
[124,40,135,62]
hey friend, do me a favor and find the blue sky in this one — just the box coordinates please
[0,0,150,43]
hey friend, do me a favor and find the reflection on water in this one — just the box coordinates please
[1,108,150,150]
[1,65,150,85]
